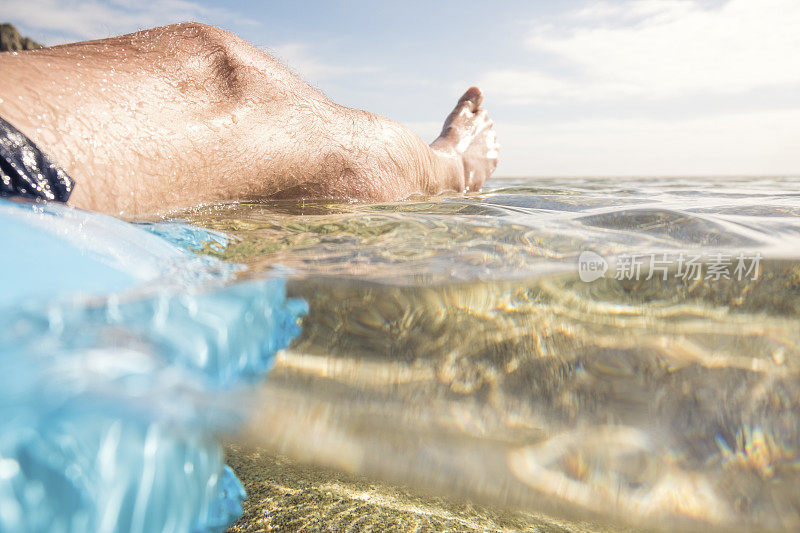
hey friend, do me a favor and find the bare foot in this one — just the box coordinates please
[431,87,500,192]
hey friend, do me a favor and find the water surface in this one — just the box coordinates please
[184,177,800,530]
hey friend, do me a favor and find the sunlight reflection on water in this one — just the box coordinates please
[186,177,800,531]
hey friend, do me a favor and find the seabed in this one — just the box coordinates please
[225,445,630,533]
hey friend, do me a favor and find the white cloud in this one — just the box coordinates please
[479,70,640,104]
[569,0,699,24]
[404,121,443,145]
[268,43,381,85]
[481,0,800,104]
[494,109,800,176]
[0,0,256,45]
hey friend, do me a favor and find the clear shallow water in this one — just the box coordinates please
[183,177,800,530]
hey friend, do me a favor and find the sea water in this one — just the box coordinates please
[180,176,800,531]
[0,200,306,532]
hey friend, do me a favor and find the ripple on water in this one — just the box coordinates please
[181,177,800,531]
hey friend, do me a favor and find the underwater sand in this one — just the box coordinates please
[183,177,800,531]
[224,445,632,533]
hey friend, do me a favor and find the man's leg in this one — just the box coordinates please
[0,23,498,217]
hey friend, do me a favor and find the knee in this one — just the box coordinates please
[152,22,258,101]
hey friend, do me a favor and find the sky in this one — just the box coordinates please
[2,0,799,177]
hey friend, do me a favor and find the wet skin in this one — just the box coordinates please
[0,23,499,217]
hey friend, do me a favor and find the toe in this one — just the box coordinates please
[474,109,494,133]
[458,86,484,112]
